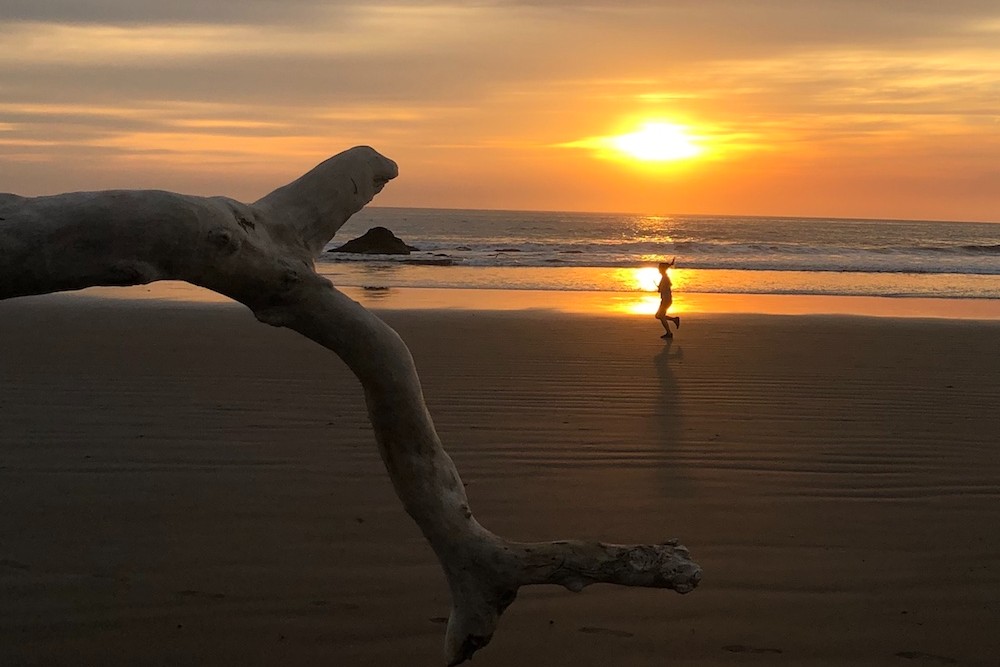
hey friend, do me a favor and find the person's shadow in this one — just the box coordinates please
[652,339,688,491]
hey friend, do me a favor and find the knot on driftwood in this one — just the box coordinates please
[206,227,241,255]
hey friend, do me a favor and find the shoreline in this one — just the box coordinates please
[26,281,1000,320]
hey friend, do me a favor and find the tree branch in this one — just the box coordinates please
[0,146,700,665]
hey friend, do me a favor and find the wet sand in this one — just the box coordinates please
[1,295,999,666]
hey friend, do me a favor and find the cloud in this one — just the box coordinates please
[2,0,999,219]
[1,0,337,25]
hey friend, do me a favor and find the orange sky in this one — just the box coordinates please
[1,2,999,222]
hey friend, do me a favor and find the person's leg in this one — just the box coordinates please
[655,301,670,334]
[657,316,672,338]
[660,299,678,332]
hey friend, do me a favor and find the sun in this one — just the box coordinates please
[610,122,703,162]
[558,118,709,166]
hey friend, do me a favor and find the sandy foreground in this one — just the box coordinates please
[1,295,999,666]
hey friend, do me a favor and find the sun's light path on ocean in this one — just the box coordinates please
[610,267,689,315]
[634,266,662,291]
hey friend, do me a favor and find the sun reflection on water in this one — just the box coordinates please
[606,266,688,315]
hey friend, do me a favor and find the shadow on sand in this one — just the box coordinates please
[651,339,688,491]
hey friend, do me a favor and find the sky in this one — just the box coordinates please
[1,1,999,221]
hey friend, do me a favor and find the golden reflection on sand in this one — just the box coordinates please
[607,267,688,316]
[70,281,233,303]
[52,280,1000,320]
[614,293,661,316]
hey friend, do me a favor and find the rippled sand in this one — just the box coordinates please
[1,297,998,666]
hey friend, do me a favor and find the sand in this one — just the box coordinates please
[1,295,999,666]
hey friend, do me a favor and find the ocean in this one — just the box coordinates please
[321,208,1000,301]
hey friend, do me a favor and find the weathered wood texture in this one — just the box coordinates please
[0,147,700,664]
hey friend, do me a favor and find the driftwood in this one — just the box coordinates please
[0,146,700,665]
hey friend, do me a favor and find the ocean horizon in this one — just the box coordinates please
[321,207,1000,301]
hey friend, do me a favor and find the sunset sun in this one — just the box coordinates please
[562,119,707,166]
[611,122,703,162]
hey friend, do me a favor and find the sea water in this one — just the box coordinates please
[320,208,1000,300]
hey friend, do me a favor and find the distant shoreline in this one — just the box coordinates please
[363,205,1000,227]
[22,282,1000,320]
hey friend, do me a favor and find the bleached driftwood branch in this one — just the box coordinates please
[0,146,700,665]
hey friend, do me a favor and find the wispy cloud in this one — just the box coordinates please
[1,1,999,218]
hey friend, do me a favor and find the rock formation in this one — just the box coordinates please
[329,225,418,254]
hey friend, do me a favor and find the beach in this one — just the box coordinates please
[1,292,999,666]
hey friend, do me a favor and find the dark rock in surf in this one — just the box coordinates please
[328,227,418,255]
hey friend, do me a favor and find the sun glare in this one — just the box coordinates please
[560,119,709,166]
[634,266,662,291]
[605,267,690,316]
[611,122,703,162]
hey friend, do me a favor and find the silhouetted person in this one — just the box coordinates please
[655,258,681,338]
